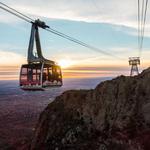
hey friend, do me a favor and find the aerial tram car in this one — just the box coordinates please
[19,19,62,90]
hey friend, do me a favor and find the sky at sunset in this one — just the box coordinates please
[0,0,150,79]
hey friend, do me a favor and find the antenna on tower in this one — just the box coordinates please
[129,57,140,76]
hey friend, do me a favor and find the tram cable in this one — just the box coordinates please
[0,2,34,22]
[138,0,148,56]
[140,0,148,50]
[0,5,31,23]
[45,28,120,58]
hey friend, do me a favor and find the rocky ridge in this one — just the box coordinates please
[31,68,150,150]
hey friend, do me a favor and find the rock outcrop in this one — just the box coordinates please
[31,68,150,150]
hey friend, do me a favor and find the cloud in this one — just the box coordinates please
[0,50,26,66]
[1,0,149,28]
[2,0,150,38]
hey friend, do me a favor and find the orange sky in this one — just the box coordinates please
[0,56,149,80]
[0,65,131,80]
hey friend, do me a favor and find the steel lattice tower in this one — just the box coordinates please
[129,57,140,76]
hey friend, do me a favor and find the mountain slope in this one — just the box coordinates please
[31,68,150,150]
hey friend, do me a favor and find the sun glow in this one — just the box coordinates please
[58,59,74,69]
